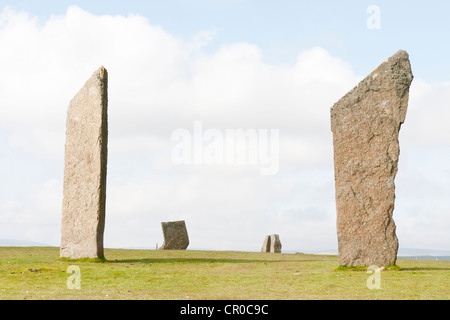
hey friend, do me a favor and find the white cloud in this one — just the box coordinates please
[394,77,450,251]
[402,79,450,146]
[0,178,62,244]
[0,6,448,252]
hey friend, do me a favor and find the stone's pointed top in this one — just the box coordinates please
[331,49,413,122]
[97,65,107,79]
[376,49,412,73]
[390,49,409,60]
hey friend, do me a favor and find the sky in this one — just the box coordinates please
[0,0,449,253]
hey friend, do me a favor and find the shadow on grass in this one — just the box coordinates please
[335,265,450,272]
[108,258,322,264]
[399,266,450,271]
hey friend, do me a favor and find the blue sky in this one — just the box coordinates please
[0,1,449,253]
[4,0,450,81]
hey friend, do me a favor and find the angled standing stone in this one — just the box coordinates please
[331,50,413,266]
[159,220,189,250]
[261,234,282,253]
[60,66,108,259]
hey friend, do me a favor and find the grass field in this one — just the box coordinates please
[0,246,449,300]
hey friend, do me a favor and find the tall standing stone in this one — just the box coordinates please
[60,66,108,259]
[331,50,413,266]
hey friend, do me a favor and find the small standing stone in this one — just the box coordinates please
[261,235,270,252]
[159,220,190,250]
[330,50,413,266]
[60,66,108,259]
[261,234,282,253]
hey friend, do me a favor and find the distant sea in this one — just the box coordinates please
[285,248,450,262]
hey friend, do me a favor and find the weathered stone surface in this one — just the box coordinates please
[60,66,108,259]
[330,50,413,266]
[261,234,282,253]
[159,220,189,250]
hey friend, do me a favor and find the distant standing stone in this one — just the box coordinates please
[331,50,413,266]
[60,66,108,259]
[159,220,190,250]
[261,235,270,252]
[261,234,282,253]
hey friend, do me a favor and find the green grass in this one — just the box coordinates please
[0,247,449,300]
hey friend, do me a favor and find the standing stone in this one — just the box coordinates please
[261,235,271,252]
[159,220,189,250]
[60,66,108,259]
[261,234,282,253]
[330,50,413,266]
[270,234,282,253]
